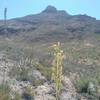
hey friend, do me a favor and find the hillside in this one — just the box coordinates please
[0,5,100,42]
[0,6,100,100]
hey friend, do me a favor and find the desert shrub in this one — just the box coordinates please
[9,66,21,79]
[0,84,11,100]
[13,92,22,100]
[28,76,44,86]
[22,86,34,100]
[16,67,29,81]
[9,66,44,86]
[77,93,99,100]
[95,72,100,84]
[34,61,52,80]
[75,76,100,100]
[9,66,29,81]
[75,76,98,94]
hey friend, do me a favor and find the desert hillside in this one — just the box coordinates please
[0,6,100,100]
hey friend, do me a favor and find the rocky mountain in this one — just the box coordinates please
[0,5,100,42]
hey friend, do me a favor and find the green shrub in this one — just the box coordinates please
[22,86,34,100]
[0,84,11,100]
[34,62,52,80]
[75,76,98,94]
[9,66,30,82]
[13,92,22,100]
[31,79,44,86]
[9,66,44,86]
[9,66,21,78]
[17,67,29,81]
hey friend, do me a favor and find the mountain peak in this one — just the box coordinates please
[42,5,57,13]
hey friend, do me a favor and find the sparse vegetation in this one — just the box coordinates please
[13,92,22,100]
[0,4,100,100]
[75,76,98,93]
[0,84,11,100]
[34,61,52,80]
[75,75,100,100]
[22,86,34,100]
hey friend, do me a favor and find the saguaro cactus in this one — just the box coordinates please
[52,42,63,100]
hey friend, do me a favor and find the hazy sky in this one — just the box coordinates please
[0,0,99,19]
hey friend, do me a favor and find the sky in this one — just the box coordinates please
[0,0,100,20]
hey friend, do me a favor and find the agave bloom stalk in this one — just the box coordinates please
[52,42,63,100]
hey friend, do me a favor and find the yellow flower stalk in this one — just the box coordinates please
[52,42,64,100]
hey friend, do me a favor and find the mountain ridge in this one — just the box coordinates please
[0,5,100,42]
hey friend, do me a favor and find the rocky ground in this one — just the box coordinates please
[0,53,78,100]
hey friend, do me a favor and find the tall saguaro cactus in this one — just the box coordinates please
[4,7,8,35]
[52,42,63,100]
[4,8,7,25]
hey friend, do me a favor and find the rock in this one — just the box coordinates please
[34,94,55,100]
[10,79,32,95]
[34,83,55,100]
[32,70,46,80]
[42,5,57,13]
[61,91,77,100]
[33,76,77,100]
[35,83,53,94]
[61,76,77,100]
[62,76,76,96]
[87,82,96,94]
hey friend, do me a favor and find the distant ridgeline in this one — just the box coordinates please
[0,5,100,41]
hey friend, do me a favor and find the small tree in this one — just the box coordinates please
[52,42,64,100]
